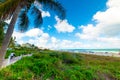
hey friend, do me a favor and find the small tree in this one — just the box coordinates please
[0,0,65,67]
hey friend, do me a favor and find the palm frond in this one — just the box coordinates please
[0,21,8,28]
[0,21,8,33]
[0,0,21,21]
[31,6,43,28]
[37,0,66,20]
[18,8,29,32]
[0,0,6,3]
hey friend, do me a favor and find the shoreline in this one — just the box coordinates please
[79,52,120,57]
[60,50,120,57]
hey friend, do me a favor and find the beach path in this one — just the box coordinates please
[1,54,32,68]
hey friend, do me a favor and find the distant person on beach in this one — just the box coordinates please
[10,53,15,60]
[119,52,120,55]
[8,53,15,65]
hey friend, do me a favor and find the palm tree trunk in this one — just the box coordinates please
[0,4,21,68]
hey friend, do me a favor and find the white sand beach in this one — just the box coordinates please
[82,52,120,57]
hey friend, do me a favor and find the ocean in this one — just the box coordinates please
[61,49,120,54]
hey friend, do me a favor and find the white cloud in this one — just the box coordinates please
[47,37,60,49]
[51,37,59,44]
[31,1,51,18]
[34,1,50,18]
[107,0,120,8]
[77,24,100,40]
[12,28,50,47]
[35,33,50,47]
[13,28,119,49]
[54,16,75,33]
[42,11,50,17]
[78,0,120,38]
[26,28,43,37]
[57,40,90,49]
[76,0,120,48]
[47,37,91,49]
[38,33,50,45]
[93,0,120,37]
[13,29,88,49]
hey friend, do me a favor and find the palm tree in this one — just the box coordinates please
[9,37,16,49]
[0,22,5,46]
[0,0,65,67]
[0,21,8,47]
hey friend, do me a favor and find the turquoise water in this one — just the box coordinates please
[62,49,120,53]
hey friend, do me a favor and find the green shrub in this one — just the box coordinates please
[59,52,79,64]
[1,50,120,80]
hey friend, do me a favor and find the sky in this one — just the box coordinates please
[11,0,120,49]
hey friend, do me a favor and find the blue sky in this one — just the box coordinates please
[42,0,107,39]
[12,0,120,49]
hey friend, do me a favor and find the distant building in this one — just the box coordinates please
[22,43,32,48]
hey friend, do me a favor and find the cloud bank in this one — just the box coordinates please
[54,16,75,33]
[76,0,120,48]
[13,28,88,49]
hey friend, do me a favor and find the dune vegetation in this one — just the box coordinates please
[0,48,120,80]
